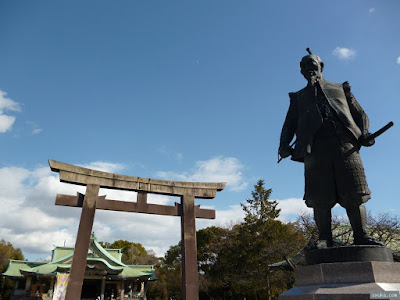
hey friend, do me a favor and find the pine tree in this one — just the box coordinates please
[241,179,280,224]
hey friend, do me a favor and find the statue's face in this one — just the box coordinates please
[301,57,322,84]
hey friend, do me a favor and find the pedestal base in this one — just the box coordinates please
[280,261,400,300]
[305,246,393,265]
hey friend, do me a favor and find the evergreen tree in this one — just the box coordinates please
[241,179,280,224]
[233,180,302,299]
[0,240,24,300]
[161,180,306,300]
[100,240,158,265]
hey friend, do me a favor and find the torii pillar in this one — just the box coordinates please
[49,160,225,300]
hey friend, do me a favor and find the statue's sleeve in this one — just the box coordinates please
[343,81,370,135]
[279,92,298,150]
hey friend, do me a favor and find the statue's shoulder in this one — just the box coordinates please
[320,79,343,89]
[342,81,352,96]
[321,80,353,100]
[289,86,307,101]
[325,80,353,98]
[322,79,353,91]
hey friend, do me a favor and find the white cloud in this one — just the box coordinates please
[156,156,248,192]
[0,166,82,254]
[333,47,356,60]
[397,56,400,64]
[275,197,312,222]
[81,161,127,173]
[199,198,312,232]
[0,160,314,260]
[0,163,177,258]
[0,90,20,113]
[0,158,248,260]
[197,204,244,229]
[0,115,16,133]
[0,89,21,133]
[369,8,375,14]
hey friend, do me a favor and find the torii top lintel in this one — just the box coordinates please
[49,160,226,199]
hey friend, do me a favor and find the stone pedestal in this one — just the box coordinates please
[280,261,400,300]
[305,246,394,265]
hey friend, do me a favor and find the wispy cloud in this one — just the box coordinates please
[157,145,184,162]
[26,121,42,135]
[333,47,356,61]
[397,56,400,65]
[156,156,248,192]
[0,89,21,133]
[369,8,375,14]
[32,128,42,135]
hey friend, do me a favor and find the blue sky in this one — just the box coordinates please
[0,0,399,260]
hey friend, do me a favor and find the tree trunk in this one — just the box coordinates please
[266,269,271,300]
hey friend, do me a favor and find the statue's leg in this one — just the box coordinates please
[346,203,368,241]
[346,203,383,246]
[313,207,333,248]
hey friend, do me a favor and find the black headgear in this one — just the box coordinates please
[300,48,324,72]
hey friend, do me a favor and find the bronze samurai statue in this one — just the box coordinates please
[279,48,384,248]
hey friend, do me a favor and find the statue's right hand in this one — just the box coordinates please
[279,146,293,158]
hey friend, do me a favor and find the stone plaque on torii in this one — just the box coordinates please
[49,159,226,300]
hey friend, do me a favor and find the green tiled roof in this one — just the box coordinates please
[2,234,156,281]
[2,260,47,278]
[120,265,157,280]
[90,237,124,267]
[51,247,74,262]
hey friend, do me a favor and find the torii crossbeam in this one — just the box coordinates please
[49,160,226,300]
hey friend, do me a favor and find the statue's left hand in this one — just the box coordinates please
[360,133,375,147]
[279,145,293,158]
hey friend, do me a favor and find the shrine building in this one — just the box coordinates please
[2,234,157,299]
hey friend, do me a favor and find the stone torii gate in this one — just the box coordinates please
[48,160,225,300]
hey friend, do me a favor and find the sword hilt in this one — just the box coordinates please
[364,121,394,142]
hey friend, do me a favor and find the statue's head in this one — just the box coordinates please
[300,48,324,84]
